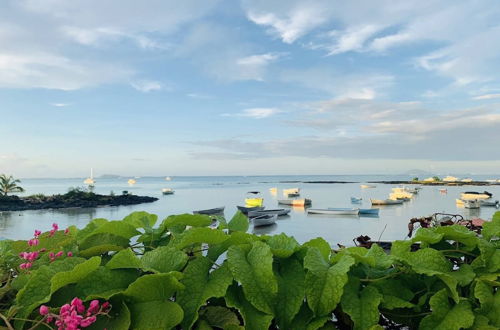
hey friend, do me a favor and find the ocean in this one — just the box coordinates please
[1,175,500,245]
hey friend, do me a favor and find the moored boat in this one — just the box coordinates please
[439,188,447,193]
[237,205,265,214]
[248,209,291,217]
[460,191,492,200]
[245,191,264,207]
[370,199,404,205]
[128,179,136,186]
[479,200,499,207]
[193,207,225,215]
[278,199,312,206]
[283,188,300,196]
[351,197,362,203]
[360,184,376,188]
[309,208,359,215]
[269,187,277,194]
[287,192,300,197]
[252,214,277,227]
[464,200,480,209]
[359,208,379,215]
[84,168,95,186]
[162,188,174,195]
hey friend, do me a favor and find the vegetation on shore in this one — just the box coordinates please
[0,210,499,329]
[0,187,158,211]
[0,175,25,196]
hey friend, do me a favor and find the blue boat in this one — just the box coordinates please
[359,208,379,215]
[351,197,362,203]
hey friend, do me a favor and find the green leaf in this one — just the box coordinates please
[106,248,142,270]
[449,264,475,287]
[79,233,130,257]
[225,283,273,330]
[474,280,500,327]
[412,228,443,245]
[302,237,331,261]
[274,256,306,329]
[129,300,183,330]
[161,213,213,233]
[472,240,500,272]
[50,256,101,294]
[228,211,249,233]
[75,267,139,300]
[341,280,382,330]
[419,289,474,330]
[304,248,355,316]
[199,306,241,328]
[434,225,479,249]
[124,273,184,303]
[76,218,109,242]
[122,211,158,229]
[206,231,258,261]
[92,220,140,239]
[141,246,188,273]
[483,213,500,240]
[87,300,131,330]
[372,279,415,310]
[177,257,233,329]
[227,241,278,314]
[267,233,300,258]
[390,240,413,257]
[172,227,228,250]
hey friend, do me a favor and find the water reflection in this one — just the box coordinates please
[252,223,277,235]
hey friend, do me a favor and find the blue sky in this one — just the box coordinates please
[2,0,500,177]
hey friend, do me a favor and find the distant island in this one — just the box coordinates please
[0,187,158,212]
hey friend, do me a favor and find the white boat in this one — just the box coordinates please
[479,200,499,207]
[456,199,465,205]
[128,179,136,186]
[253,214,277,227]
[278,199,312,206]
[249,209,291,217]
[359,208,379,215]
[165,176,172,181]
[162,188,174,195]
[464,200,480,209]
[283,188,300,196]
[461,191,492,200]
[287,192,300,197]
[443,176,459,182]
[83,168,95,186]
[351,197,362,203]
[360,184,376,189]
[461,178,473,183]
[389,192,413,200]
[370,199,404,205]
[308,208,360,215]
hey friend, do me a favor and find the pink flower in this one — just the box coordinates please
[101,302,110,311]
[49,229,55,237]
[28,238,39,246]
[87,300,100,315]
[39,305,49,315]
[34,229,42,237]
[20,263,26,269]
[64,228,70,234]
[80,316,96,327]
[71,298,85,314]
[52,223,59,230]
[67,251,73,257]
[55,251,64,258]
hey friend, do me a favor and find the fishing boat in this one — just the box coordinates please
[248,209,291,218]
[359,209,380,215]
[479,200,499,207]
[464,200,480,209]
[252,214,277,227]
[360,184,376,189]
[237,205,265,214]
[193,207,225,215]
[83,168,95,186]
[283,188,300,196]
[162,188,174,195]
[390,188,414,199]
[308,208,359,215]
[287,192,300,197]
[351,197,362,203]
[128,179,136,186]
[439,188,448,193]
[456,199,465,205]
[278,199,312,206]
[461,191,492,200]
[370,199,404,205]
[245,191,264,207]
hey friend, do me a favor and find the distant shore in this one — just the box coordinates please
[0,190,158,212]
[277,180,500,186]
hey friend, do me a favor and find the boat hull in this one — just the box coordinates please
[359,209,379,215]
[249,209,291,217]
[309,208,359,215]
[370,199,403,205]
[237,206,265,214]
[253,214,277,227]
[278,199,311,206]
[193,207,225,215]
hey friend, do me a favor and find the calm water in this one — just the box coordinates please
[1,175,500,245]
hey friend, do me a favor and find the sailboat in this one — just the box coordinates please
[83,168,95,186]
[128,179,137,186]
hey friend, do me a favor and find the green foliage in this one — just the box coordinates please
[0,174,25,196]
[1,211,499,329]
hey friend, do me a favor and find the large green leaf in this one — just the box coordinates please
[106,248,142,270]
[79,233,130,257]
[472,240,500,272]
[198,306,241,329]
[341,280,382,330]
[76,218,109,242]
[129,300,183,330]
[372,279,415,310]
[206,231,259,260]
[482,213,500,240]
[227,211,249,233]
[141,246,188,273]
[225,283,273,330]
[50,257,101,294]
[172,227,228,250]
[87,300,131,330]
[299,237,332,261]
[161,213,213,233]
[227,241,278,314]
[124,273,184,302]
[434,225,479,249]
[304,248,355,316]
[419,289,474,330]
[412,228,443,245]
[474,280,500,327]
[177,257,233,329]
[92,221,140,239]
[267,233,300,258]
[122,211,158,229]
[274,256,306,329]
[75,267,139,300]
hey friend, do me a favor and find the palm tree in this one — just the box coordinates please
[0,174,25,196]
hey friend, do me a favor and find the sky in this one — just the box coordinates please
[2,0,500,178]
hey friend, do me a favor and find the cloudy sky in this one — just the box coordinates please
[2,0,500,177]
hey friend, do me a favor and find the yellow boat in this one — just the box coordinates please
[245,198,264,207]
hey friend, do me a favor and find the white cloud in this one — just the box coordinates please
[222,107,282,119]
[235,53,284,81]
[130,80,164,92]
[326,24,384,55]
[472,93,500,100]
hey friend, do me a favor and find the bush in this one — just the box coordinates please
[0,211,499,329]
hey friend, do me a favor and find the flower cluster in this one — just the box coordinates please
[39,298,110,330]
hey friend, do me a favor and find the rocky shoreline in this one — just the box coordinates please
[0,191,158,212]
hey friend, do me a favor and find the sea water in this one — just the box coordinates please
[1,175,499,245]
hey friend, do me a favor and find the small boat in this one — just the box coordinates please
[253,214,277,227]
[479,200,499,207]
[439,188,448,193]
[278,199,312,206]
[193,207,225,215]
[165,176,172,181]
[456,199,465,205]
[287,192,300,197]
[237,205,265,214]
[361,184,376,189]
[461,178,473,183]
[370,199,404,205]
[248,209,291,217]
[464,200,480,209]
[309,208,359,215]
[84,168,96,186]
[393,197,410,202]
[128,179,136,186]
[359,208,379,215]
[461,191,492,200]
[269,187,277,194]
[351,197,362,203]
[245,191,264,207]
[283,188,300,196]
[162,188,174,195]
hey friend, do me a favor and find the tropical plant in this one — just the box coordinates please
[432,176,441,181]
[0,210,499,329]
[0,174,25,196]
